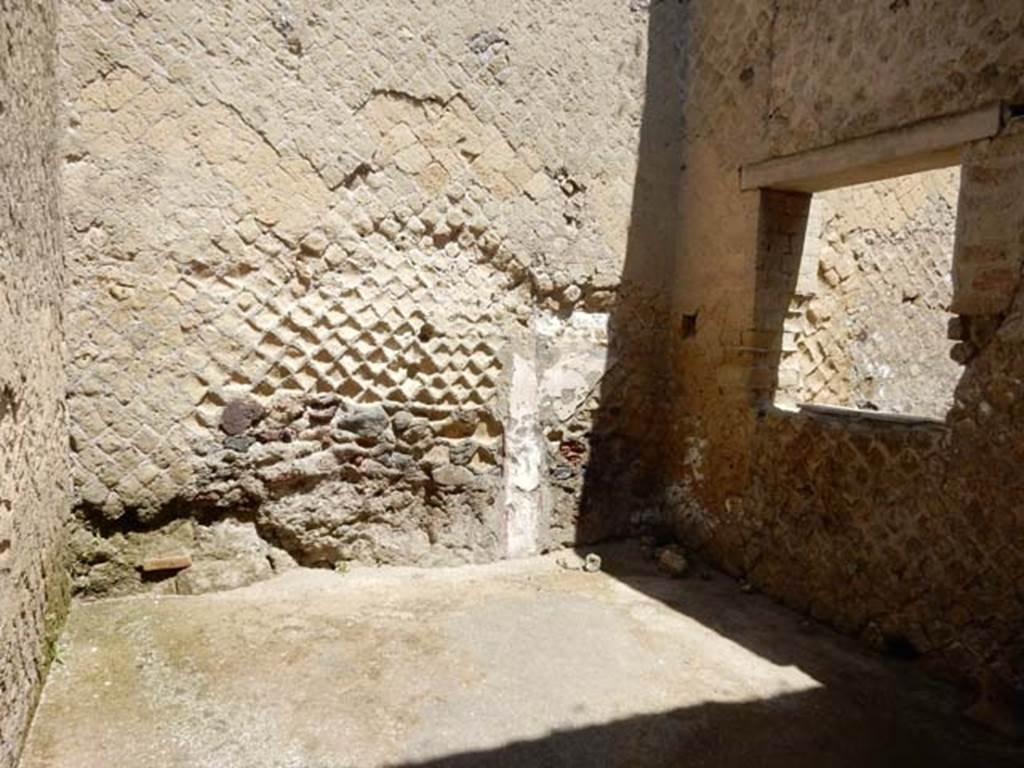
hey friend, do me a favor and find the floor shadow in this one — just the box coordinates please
[390,543,1024,767]
[391,678,1020,768]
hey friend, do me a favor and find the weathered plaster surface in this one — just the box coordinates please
[505,351,541,558]
[0,1,70,764]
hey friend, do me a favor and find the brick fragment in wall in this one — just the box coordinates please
[220,398,266,436]
[141,552,193,573]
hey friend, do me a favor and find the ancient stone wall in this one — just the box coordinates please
[0,0,70,764]
[777,168,962,416]
[57,0,1024,709]
[60,0,666,594]
[651,0,1024,701]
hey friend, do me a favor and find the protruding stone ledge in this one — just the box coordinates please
[772,402,949,428]
[741,103,1003,193]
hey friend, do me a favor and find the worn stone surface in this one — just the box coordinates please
[0,1,71,766]
[20,546,1024,767]
[60,0,649,582]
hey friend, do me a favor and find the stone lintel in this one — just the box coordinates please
[741,103,1003,193]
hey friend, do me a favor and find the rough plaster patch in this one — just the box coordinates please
[536,311,611,423]
[505,353,542,558]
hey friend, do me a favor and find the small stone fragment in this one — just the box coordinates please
[236,217,261,244]
[334,404,390,439]
[656,546,688,578]
[379,217,402,240]
[583,553,602,573]
[432,464,475,487]
[220,398,266,436]
[307,393,339,409]
[307,404,337,425]
[420,445,450,470]
[446,207,466,230]
[402,423,433,446]
[224,435,256,453]
[256,428,293,444]
[266,396,303,426]
[448,440,477,466]
[551,465,574,481]
[391,410,414,432]
[300,230,329,255]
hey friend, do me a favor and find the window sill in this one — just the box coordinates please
[770,401,948,428]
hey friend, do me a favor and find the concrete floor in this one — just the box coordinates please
[21,545,1024,768]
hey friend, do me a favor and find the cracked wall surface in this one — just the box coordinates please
[649,0,1024,702]
[777,168,962,416]
[60,0,661,595]
[0,0,70,765]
